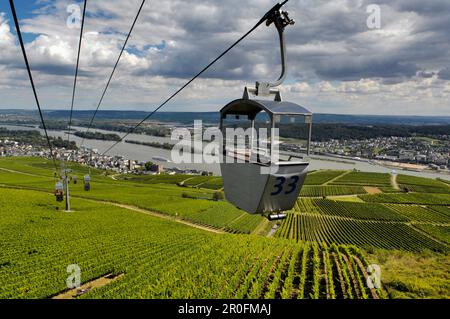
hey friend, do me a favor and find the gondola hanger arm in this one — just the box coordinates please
[245,3,295,99]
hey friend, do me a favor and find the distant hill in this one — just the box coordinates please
[1,109,449,125]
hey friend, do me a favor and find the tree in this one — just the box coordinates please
[212,191,224,201]
[144,161,154,171]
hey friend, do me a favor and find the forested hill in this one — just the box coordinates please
[1,109,450,126]
[278,124,450,141]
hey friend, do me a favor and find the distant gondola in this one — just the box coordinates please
[84,175,91,191]
[54,182,64,202]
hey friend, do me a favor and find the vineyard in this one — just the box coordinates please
[275,212,448,252]
[117,174,190,185]
[195,177,223,190]
[331,172,392,187]
[182,176,217,188]
[314,200,408,222]
[429,205,450,217]
[0,157,449,299]
[397,174,449,194]
[413,224,450,245]
[299,186,367,197]
[0,158,263,235]
[385,204,450,224]
[359,193,450,205]
[277,198,449,253]
[0,188,382,299]
[304,170,347,185]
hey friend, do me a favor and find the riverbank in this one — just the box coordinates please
[1,124,449,181]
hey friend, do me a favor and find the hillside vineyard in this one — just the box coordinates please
[0,157,448,299]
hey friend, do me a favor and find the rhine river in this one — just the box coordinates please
[2,124,449,181]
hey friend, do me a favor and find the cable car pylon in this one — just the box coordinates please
[60,156,71,211]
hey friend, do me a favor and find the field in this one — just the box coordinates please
[385,205,450,224]
[304,170,346,185]
[0,157,449,299]
[331,172,391,187]
[429,205,450,217]
[299,186,367,197]
[116,174,191,185]
[314,200,408,222]
[195,177,223,190]
[275,212,448,253]
[413,224,450,245]
[0,157,262,234]
[277,197,450,253]
[397,174,449,194]
[359,193,450,205]
[367,249,450,299]
[116,173,225,190]
[0,188,381,299]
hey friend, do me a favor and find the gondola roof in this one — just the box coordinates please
[220,99,312,119]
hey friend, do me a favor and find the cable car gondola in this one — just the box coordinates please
[83,175,91,191]
[54,181,64,202]
[219,6,312,220]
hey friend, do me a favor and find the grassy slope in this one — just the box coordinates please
[0,188,377,299]
[366,249,450,299]
[0,157,263,234]
[1,157,449,299]
[0,188,280,298]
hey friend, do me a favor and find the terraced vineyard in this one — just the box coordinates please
[186,202,262,234]
[429,205,450,217]
[359,193,450,205]
[116,174,190,185]
[1,157,449,299]
[299,186,367,197]
[0,158,263,235]
[378,187,400,193]
[397,174,449,194]
[277,198,449,253]
[0,188,381,299]
[386,204,450,224]
[275,212,448,252]
[304,170,346,185]
[413,224,450,245]
[195,177,223,190]
[182,176,216,187]
[331,172,391,187]
[314,200,408,222]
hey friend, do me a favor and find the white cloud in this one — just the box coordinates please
[0,0,449,116]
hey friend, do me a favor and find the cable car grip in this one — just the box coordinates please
[249,1,295,98]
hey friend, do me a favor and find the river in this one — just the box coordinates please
[2,124,449,181]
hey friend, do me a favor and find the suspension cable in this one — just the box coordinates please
[101,0,290,156]
[67,0,88,144]
[9,0,58,171]
[80,0,146,148]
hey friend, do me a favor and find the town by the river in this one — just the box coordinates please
[1,124,449,181]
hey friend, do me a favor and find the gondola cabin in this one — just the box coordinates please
[219,97,312,216]
[83,175,91,191]
[54,182,64,202]
[217,4,312,219]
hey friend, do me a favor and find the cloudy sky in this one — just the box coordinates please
[0,0,449,115]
